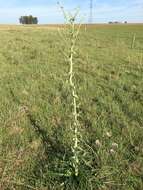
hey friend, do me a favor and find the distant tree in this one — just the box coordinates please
[28,15,33,24]
[19,15,38,24]
[124,21,127,24]
[33,17,38,24]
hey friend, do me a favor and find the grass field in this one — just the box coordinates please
[0,24,143,190]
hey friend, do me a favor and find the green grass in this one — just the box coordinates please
[0,24,143,190]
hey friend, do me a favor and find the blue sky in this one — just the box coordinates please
[0,0,143,24]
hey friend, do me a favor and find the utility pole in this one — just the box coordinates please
[89,0,93,23]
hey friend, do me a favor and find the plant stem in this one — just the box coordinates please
[68,20,79,176]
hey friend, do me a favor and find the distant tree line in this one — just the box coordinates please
[108,21,128,24]
[19,15,38,24]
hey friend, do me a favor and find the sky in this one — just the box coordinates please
[0,0,142,24]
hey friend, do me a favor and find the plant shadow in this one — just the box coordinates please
[26,112,72,187]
